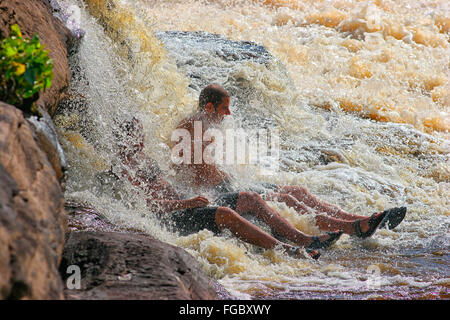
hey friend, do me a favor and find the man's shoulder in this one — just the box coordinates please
[176,112,201,131]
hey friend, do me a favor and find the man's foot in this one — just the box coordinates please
[353,211,389,239]
[307,230,344,249]
[379,207,407,230]
[286,246,321,260]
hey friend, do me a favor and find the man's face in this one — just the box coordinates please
[212,96,231,122]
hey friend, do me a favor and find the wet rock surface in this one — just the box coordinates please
[65,201,144,234]
[0,103,66,299]
[156,31,295,128]
[156,31,273,90]
[60,231,219,300]
[27,106,68,182]
[62,202,232,300]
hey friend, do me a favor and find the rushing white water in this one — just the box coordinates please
[54,0,449,299]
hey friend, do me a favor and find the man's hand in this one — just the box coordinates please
[183,196,210,209]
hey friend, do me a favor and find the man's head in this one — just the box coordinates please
[199,84,231,121]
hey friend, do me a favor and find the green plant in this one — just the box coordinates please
[0,24,53,114]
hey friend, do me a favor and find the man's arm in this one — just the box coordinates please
[124,169,210,213]
[146,196,210,214]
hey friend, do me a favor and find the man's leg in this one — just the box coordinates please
[266,189,386,236]
[214,207,319,259]
[264,192,359,234]
[274,185,368,220]
[234,192,341,248]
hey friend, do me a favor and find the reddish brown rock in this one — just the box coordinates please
[0,103,67,299]
[60,231,219,300]
[0,0,72,117]
[65,201,143,234]
[63,202,232,300]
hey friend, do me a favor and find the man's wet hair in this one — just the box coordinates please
[199,84,230,110]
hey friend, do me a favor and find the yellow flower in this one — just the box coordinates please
[11,24,23,38]
[11,62,26,75]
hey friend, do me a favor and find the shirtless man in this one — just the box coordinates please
[172,84,407,240]
[115,117,326,260]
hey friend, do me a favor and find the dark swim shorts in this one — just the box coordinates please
[161,192,241,236]
[211,181,278,211]
[162,206,221,236]
[162,181,278,236]
[214,192,240,211]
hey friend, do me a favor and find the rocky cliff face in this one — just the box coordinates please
[0,0,71,299]
[0,103,66,299]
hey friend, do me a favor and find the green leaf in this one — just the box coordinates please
[23,89,34,99]
[4,46,17,57]
[44,77,52,88]
[10,24,22,38]
[24,66,36,85]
